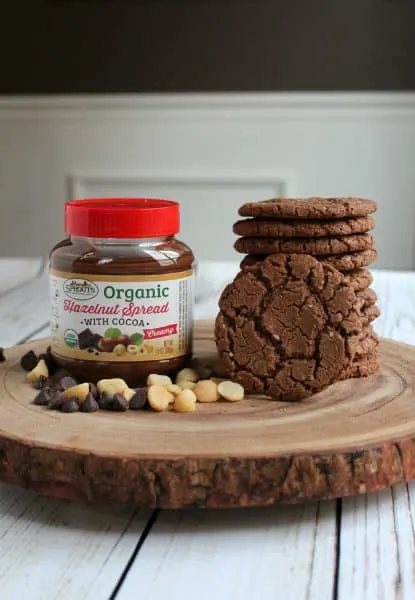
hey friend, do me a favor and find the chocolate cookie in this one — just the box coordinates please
[344,270,374,291]
[346,326,379,360]
[240,256,374,288]
[358,288,377,308]
[234,234,374,256]
[321,249,378,271]
[347,352,380,379]
[233,216,375,238]
[340,326,380,380]
[238,197,378,220]
[215,254,367,401]
[363,304,380,324]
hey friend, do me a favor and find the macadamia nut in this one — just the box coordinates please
[177,379,196,390]
[193,379,219,403]
[175,368,199,383]
[174,389,197,412]
[148,385,174,411]
[166,383,182,396]
[217,381,244,402]
[147,374,172,387]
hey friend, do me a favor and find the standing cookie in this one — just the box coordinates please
[215,254,371,401]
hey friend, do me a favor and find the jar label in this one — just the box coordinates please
[50,269,194,362]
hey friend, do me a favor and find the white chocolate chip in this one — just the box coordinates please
[148,385,173,411]
[26,358,49,383]
[174,389,197,412]
[63,382,90,405]
[175,368,199,383]
[217,381,244,402]
[147,373,173,387]
[127,344,138,354]
[193,379,219,403]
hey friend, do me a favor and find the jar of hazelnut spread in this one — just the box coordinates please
[49,198,195,385]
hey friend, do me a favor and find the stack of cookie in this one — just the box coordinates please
[215,197,380,402]
[234,198,380,330]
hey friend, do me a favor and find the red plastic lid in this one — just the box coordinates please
[65,198,180,238]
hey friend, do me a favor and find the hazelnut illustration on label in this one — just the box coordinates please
[50,270,194,362]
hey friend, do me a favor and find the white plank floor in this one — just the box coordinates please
[117,502,337,600]
[0,260,414,600]
[0,484,151,600]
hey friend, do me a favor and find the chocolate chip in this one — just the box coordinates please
[80,392,99,413]
[33,375,48,390]
[51,368,72,382]
[129,387,148,410]
[0,348,5,363]
[88,383,98,398]
[78,328,94,348]
[60,376,79,390]
[87,348,94,353]
[20,350,38,372]
[39,348,58,375]
[98,393,113,410]
[33,388,54,406]
[111,393,129,411]
[45,381,64,397]
[60,397,79,413]
[78,328,102,350]
[47,390,65,410]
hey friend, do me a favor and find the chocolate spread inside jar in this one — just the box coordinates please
[49,198,195,385]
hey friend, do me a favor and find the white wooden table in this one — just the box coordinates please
[0,258,414,600]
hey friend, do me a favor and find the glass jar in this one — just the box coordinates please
[49,198,195,385]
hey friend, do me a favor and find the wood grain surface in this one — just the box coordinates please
[0,320,414,509]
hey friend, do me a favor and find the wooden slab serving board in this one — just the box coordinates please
[0,320,415,508]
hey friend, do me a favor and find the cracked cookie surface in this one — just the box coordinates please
[240,258,374,290]
[233,216,375,238]
[358,288,377,308]
[321,249,378,271]
[234,233,374,256]
[238,197,378,219]
[343,270,374,291]
[215,253,367,401]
